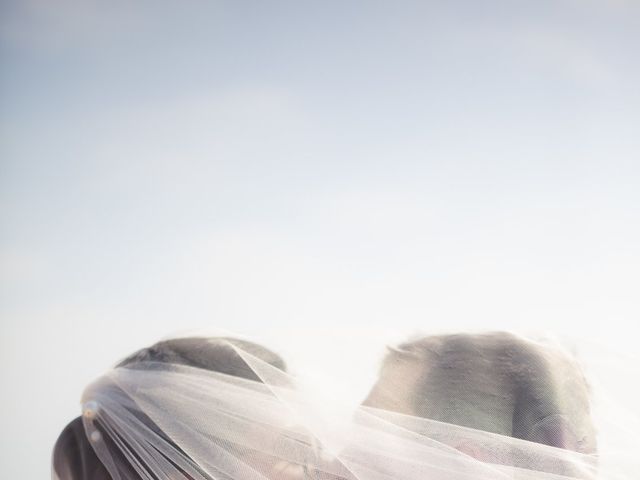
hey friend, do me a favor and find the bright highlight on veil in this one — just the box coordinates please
[52,332,638,480]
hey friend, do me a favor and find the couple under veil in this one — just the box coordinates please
[52,331,635,480]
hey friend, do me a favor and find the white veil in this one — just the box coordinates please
[53,332,638,480]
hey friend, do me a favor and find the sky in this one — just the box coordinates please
[1,1,639,478]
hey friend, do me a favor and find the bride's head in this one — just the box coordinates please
[52,336,288,480]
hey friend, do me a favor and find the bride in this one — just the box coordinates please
[52,332,616,480]
[52,337,290,480]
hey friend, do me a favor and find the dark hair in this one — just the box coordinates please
[52,337,287,480]
[116,337,286,379]
[372,332,596,453]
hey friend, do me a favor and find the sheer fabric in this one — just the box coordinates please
[52,333,637,480]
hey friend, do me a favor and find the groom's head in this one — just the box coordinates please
[363,331,597,454]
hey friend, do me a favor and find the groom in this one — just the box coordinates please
[363,331,597,455]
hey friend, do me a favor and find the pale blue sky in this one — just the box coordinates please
[1,1,639,478]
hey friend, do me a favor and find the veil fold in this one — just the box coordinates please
[53,333,638,480]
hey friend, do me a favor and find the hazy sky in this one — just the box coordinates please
[1,1,639,478]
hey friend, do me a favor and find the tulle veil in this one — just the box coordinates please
[52,330,638,480]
